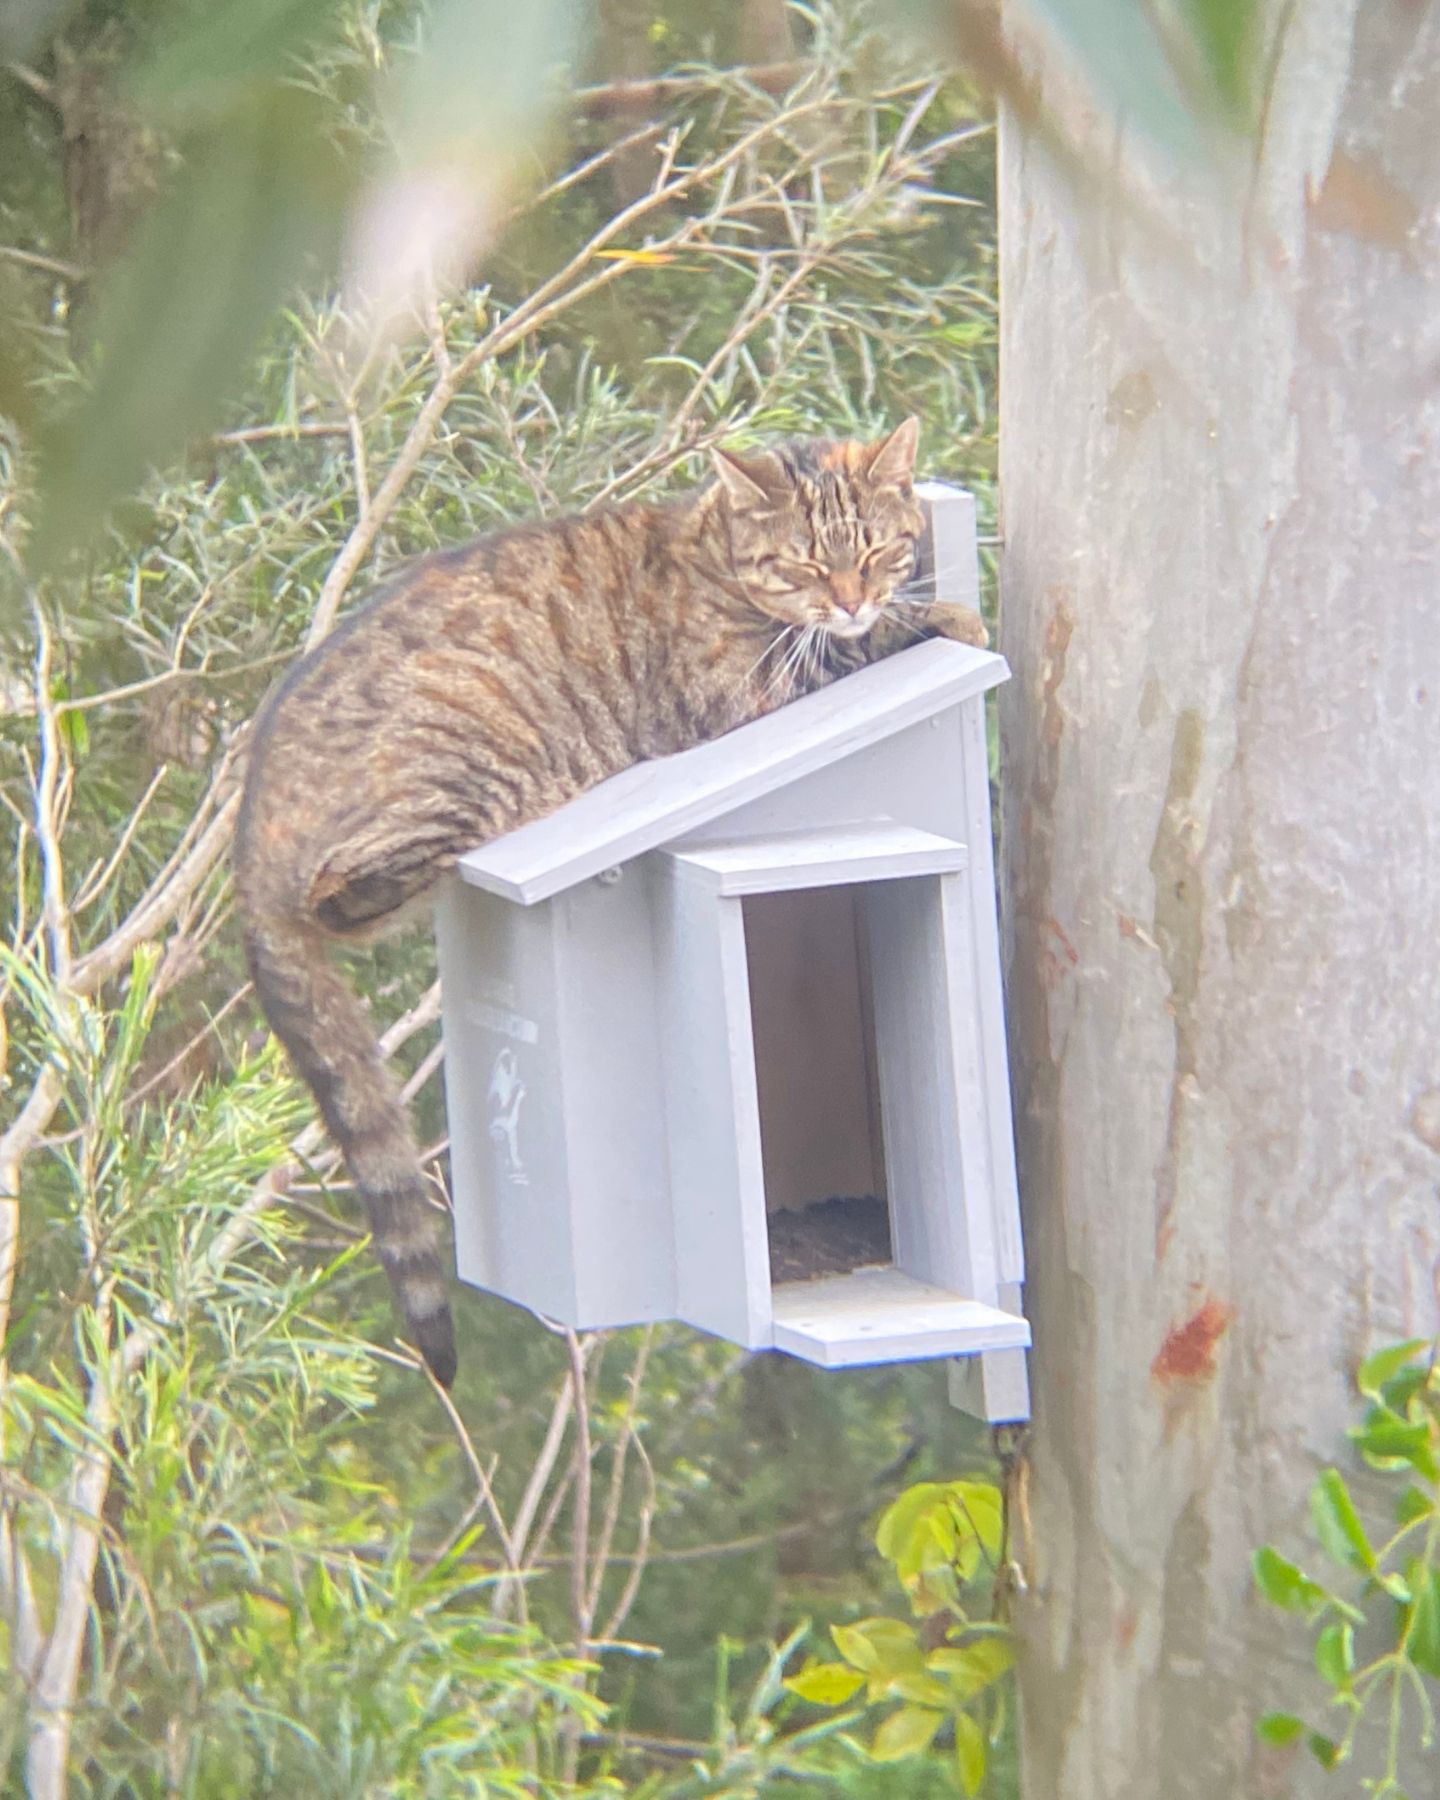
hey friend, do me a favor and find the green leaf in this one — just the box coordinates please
[1314,1622,1354,1691]
[892,1668,953,1708]
[1357,1340,1429,1400]
[1175,0,1261,123]
[928,1636,1014,1699]
[1306,1731,1343,1770]
[1310,1471,1375,1573]
[1351,1411,1440,1480]
[870,1704,943,1762]
[1396,1485,1433,1528]
[1252,1546,1327,1612]
[954,1712,987,1797]
[1255,1712,1306,1747]
[1407,1566,1440,1679]
[784,1663,866,1706]
[831,1619,918,1673]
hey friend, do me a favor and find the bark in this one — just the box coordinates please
[1000,4,1440,1795]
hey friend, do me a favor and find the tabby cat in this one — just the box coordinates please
[234,419,986,1385]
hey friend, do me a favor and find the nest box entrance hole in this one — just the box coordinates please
[742,885,895,1285]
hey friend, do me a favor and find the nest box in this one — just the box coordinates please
[436,482,1029,1422]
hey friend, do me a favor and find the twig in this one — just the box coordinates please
[211,422,351,446]
[72,767,168,913]
[587,1327,653,1620]
[0,244,86,283]
[565,1329,596,1658]
[571,61,808,117]
[31,618,72,986]
[599,1436,656,1645]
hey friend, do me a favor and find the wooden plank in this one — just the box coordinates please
[865,872,1001,1305]
[956,695,1025,1287]
[915,481,981,612]
[457,638,1008,904]
[663,822,967,896]
[771,1267,1029,1369]
[652,865,773,1348]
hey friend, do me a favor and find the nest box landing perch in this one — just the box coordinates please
[435,482,1030,1424]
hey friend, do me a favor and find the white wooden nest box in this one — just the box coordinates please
[436,483,1029,1422]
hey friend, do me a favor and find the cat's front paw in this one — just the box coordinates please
[927,602,989,649]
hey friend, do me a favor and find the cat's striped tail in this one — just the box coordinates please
[240,905,457,1386]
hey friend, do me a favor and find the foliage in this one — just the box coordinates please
[1,4,1005,1796]
[1253,1339,1440,1796]
[784,1479,1013,1795]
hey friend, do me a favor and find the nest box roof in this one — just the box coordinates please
[456,638,1008,905]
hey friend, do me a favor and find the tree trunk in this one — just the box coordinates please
[1000,5,1440,1795]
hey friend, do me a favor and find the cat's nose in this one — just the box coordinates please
[830,571,864,613]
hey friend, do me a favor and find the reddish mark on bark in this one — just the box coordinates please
[1151,1295,1235,1385]
[1115,1602,1139,1654]
[1046,916,1079,967]
[1040,600,1074,749]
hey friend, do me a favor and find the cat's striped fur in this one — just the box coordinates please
[233,421,986,1384]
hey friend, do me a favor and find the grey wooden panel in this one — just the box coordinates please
[663,823,966,896]
[435,877,581,1321]
[677,715,970,853]
[743,887,882,1213]
[771,1268,1029,1368]
[652,866,773,1347]
[551,875,677,1327]
[956,694,1024,1285]
[457,639,1007,904]
[864,873,1002,1306]
[914,481,981,612]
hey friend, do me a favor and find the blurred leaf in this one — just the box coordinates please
[1307,1731,1343,1770]
[954,1710,986,1796]
[1255,1711,1306,1747]
[1310,1470,1375,1573]
[1407,1566,1440,1680]
[1357,1340,1429,1401]
[31,85,351,568]
[784,1662,866,1705]
[347,0,583,333]
[1175,0,1260,122]
[1396,1485,1432,1528]
[133,0,348,124]
[870,1703,943,1761]
[1314,1622,1354,1692]
[928,1634,1013,1699]
[1351,1410,1440,1481]
[1252,1546,1327,1613]
[830,1618,919,1674]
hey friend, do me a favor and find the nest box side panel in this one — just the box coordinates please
[651,862,772,1349]
[864,869,1002,1305]
[673,718,960,852]
[551,876,676,1327]
[956,695,1023,1284]
[435,879,582,1322]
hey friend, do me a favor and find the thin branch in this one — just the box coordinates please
[31,618,72,986]
[587,1326,653,1621]
[0,244,86,283]
[571,60,808,117]
[211,422,351,446]
[599,1436,655,1645]
[72,767,168,913]
[565,1328,595,1656]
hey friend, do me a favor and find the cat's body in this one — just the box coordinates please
[234,423,985,1384]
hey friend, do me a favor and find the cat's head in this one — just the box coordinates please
[709,420,925,639]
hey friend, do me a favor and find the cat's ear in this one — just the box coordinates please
[711,447,789,513]
[864,416,920,489]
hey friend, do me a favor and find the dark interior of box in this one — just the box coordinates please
[742,885,894,1284]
